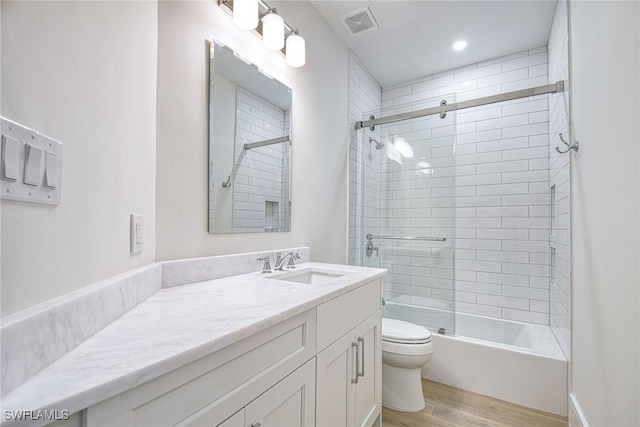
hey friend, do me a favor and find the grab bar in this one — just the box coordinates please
[366,233,446,242]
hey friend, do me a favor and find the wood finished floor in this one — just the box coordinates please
[382,379,568,427]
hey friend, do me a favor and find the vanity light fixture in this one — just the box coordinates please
[233,50,252,65]
[233,0,259,30]
[262,9,285,50]
[219,0,306,68]
[258,68,274,79]
[286,30,306,67]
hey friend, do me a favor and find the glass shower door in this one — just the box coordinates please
[360,95,456,334]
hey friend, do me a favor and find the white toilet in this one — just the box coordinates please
[381,318,434,412]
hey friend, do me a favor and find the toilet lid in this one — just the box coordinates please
[382,318,432,344]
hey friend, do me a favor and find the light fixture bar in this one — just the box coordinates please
[256,0,295,33]
[220,0,298,38]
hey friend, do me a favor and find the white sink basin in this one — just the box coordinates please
[271,268,347,285]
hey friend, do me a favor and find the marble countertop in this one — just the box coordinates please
[0,262,385,424]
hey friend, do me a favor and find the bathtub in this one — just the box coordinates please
[383,302,568,416]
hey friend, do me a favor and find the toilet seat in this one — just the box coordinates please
[382,318,432,345]
[382,339,434,356]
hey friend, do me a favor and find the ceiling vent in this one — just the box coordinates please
[341,7,379,36]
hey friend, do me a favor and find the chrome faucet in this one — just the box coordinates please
[274,252,301,271]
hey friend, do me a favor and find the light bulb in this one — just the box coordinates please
[262,12,285,50]
[453,40,467,51]
[233,0,258,30]
[286,32,305,67]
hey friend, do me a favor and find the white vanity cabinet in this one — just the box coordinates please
[203,359,315,427]
[83,278,382,427]
[316,280,382,427]
[85,310,316,427]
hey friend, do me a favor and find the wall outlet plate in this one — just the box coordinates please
[130,214,143,254]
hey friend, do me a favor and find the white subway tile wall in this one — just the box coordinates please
[377,48,551,325]
[233,87,291,232]
[548,0,571,358]
[348,46,557,327]
[348,52,382,267]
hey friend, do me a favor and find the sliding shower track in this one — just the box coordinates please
[355,81,564,130]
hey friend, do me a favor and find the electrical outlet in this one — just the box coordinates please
[130,214,143,254]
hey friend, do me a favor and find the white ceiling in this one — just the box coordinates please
[310,0,557,87]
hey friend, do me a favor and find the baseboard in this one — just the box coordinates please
[569,393,588,427]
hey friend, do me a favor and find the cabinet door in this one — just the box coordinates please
[316,331,356,427]
[353,314,382,427]
[217,410,245,427]
[245,359,316,427]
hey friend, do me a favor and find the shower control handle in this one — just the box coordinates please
[357,336,365,378]
[365,240,378,258]
[351,342,359,384]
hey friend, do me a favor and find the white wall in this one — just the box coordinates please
[570,1,640,425]
[0,1,158,316]
[156,1,349,263]
[210,73,236,232]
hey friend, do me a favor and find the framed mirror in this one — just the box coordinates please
[208,40,292,234]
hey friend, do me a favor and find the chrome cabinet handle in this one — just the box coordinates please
[251,421,262,427]
[357,337,365,377]
[351,342,359,384]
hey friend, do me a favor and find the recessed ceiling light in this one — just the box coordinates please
[453,40,467,51]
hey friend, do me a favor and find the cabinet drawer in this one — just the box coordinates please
[245,358,315,427]
[317,280,381,351]
[86,310,316,427]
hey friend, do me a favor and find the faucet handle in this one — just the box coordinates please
[257,257,272,274]
[286,252,301,269]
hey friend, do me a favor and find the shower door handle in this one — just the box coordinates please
[357,336,365,378]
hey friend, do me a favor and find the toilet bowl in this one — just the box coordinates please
[381,318,434,412]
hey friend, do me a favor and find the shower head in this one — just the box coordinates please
[369,137,385,150]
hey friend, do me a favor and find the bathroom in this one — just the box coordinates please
[0,0,638,426]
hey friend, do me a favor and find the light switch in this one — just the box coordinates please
[130,214,143,254]
[44,151,58,189]
[24,144,43,186]
[1,135,22,181]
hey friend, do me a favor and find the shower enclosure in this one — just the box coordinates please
[352,80,566,340]
[358,94,458,335]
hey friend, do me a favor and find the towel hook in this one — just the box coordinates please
[556,133,579,154]
[221,176,231,188]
